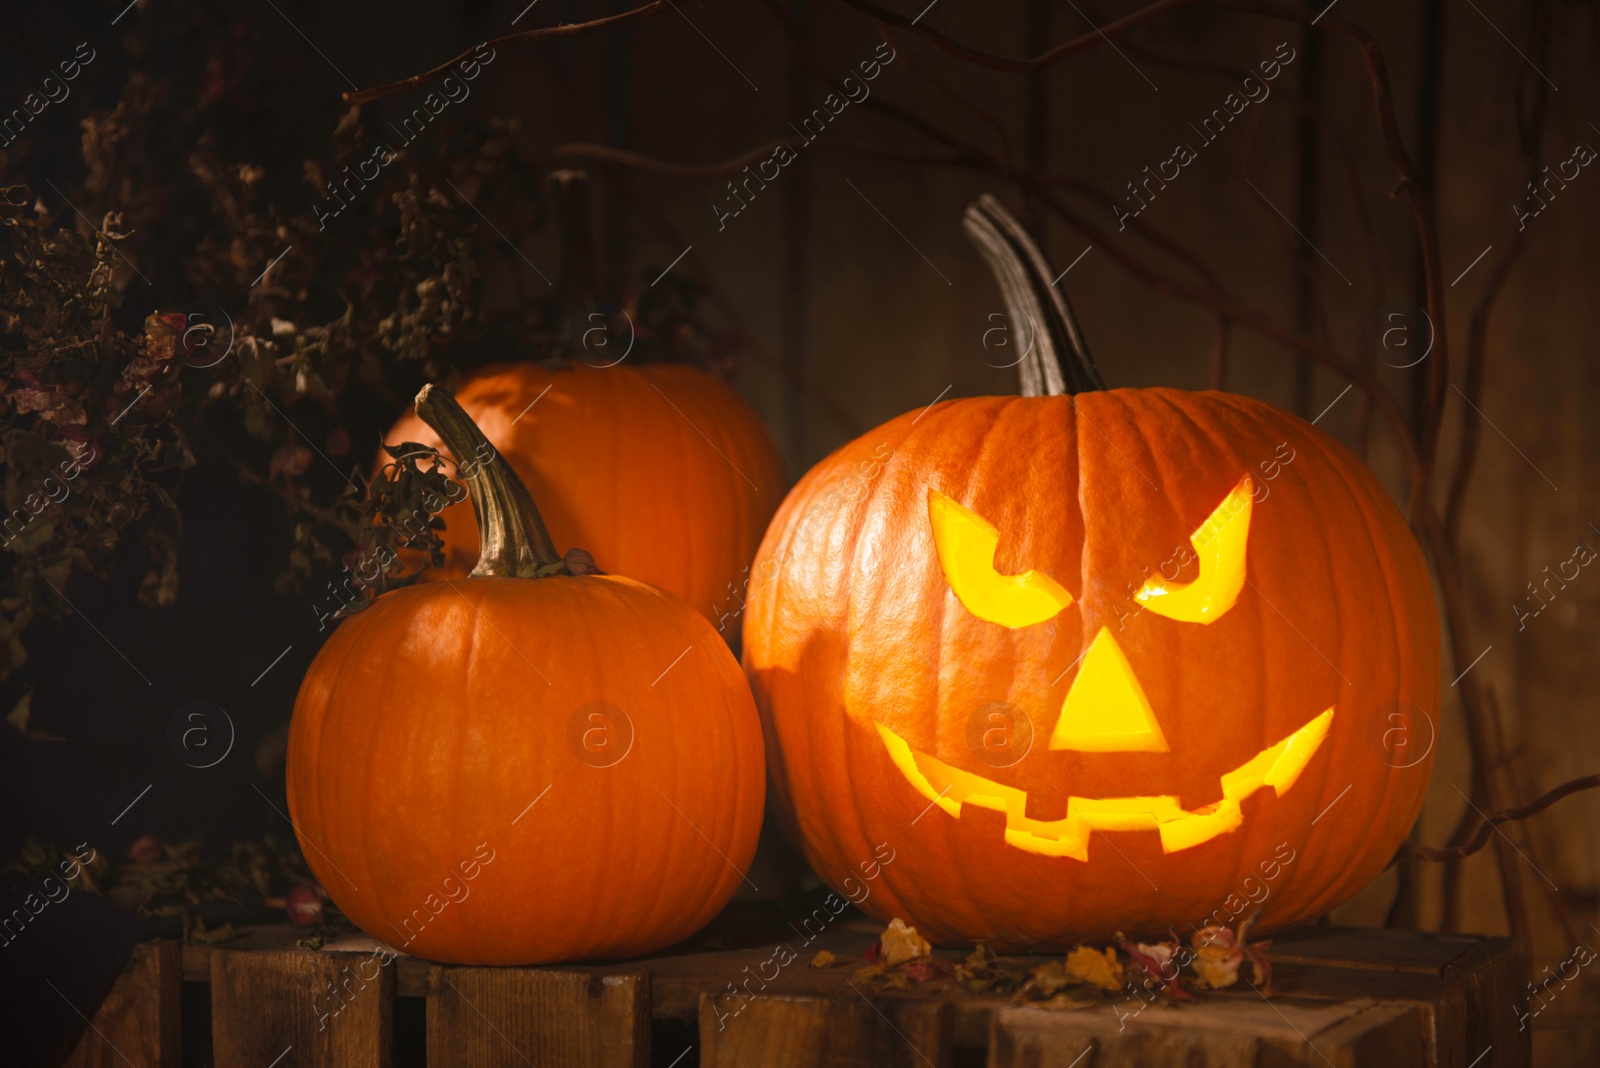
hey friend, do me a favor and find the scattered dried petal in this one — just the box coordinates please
[900,958,945,983]
[128,835,164,864]
[1190,925,1244,989]
[880,918,931,967]
[1064,945,1124,992]
[1116,936,1195,1000]
[286,881,327,926]
[1027,960,1073,997]
[810,950,836,969]
[1136,941,1176,969]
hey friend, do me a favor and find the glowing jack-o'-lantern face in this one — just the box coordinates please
[743,389,1440,950]
[876,478,1335,861]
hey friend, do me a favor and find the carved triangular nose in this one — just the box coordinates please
[1049,626,1169,752]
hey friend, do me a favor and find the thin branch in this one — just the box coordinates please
[1045,175,1237,303]
[837,0,1225,73]
[1436,0,1557,938]
[559,108,1419,470]
[1393,774,1600,864]
[546,140,804,178]
[879,26,1014,166]
[838,0,1318,74]
[1117,38,1387,302]
[542,139,965,177]
[770,1,1409,456]
[344,0,676,105]
[551,126,1407,456]
[825,0,1439,480]
[758,0,998,170]
[1445,230,1528,542]
[1025,179,1425,482]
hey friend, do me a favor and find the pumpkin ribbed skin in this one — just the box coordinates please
[288,574,764,964]
[743,388,1439,950]
[383,362,785,623]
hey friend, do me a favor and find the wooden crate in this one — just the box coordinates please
[65,921,1527,1067]
[62,940,181,1068]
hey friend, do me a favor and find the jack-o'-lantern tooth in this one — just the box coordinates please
[871,706,1336,860]
[1050,626,1169,752]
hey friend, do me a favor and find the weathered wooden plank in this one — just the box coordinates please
[1267,926,1488,975]
[988,1011,1259,1068]
[211,948,394,1067]
[426,966,650,1068]
[988,997,1426,1068]
[183,928,433,996]
[1312,1003,1426,1066]
[699,991,953,1068]
[63,940,180,1068]
[1270,939,1526,1067]
[641,918,885,1021]
[1437,938,1528,1068]
[156,924,1528,1066]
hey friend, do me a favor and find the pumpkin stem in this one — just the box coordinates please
[962,193,1105,396]
[414,384,567,578]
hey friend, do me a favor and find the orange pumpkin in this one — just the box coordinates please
[382,361,785,627]
[741,198,1439,950]
[290,385,765,964]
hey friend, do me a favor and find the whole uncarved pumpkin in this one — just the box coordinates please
[382,361,785,626]
[291,386,765,964]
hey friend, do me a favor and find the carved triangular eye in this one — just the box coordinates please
[1135,476,1254,623]
[928,490,1072,629]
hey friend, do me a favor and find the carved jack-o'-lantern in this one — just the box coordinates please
[742,197,1439,949]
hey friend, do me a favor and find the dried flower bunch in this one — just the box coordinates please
[5,834,313,942]
[0,190,192,681]
[0,6,739,702]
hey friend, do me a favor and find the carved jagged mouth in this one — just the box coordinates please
[875,709,1334,860]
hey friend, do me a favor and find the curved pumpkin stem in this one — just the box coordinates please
[415,384,567,578]
[962,193,1105,396]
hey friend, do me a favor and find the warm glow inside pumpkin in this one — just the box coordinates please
[741,196,1439,950]
[876,478,1336,861]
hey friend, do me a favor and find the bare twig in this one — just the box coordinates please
[879,26,1014,166]
[838,0,1447,467]
[1394,774,1600,864]
[542,139,966,177]
[344,0,675,104]
[1435,0,1557,938]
